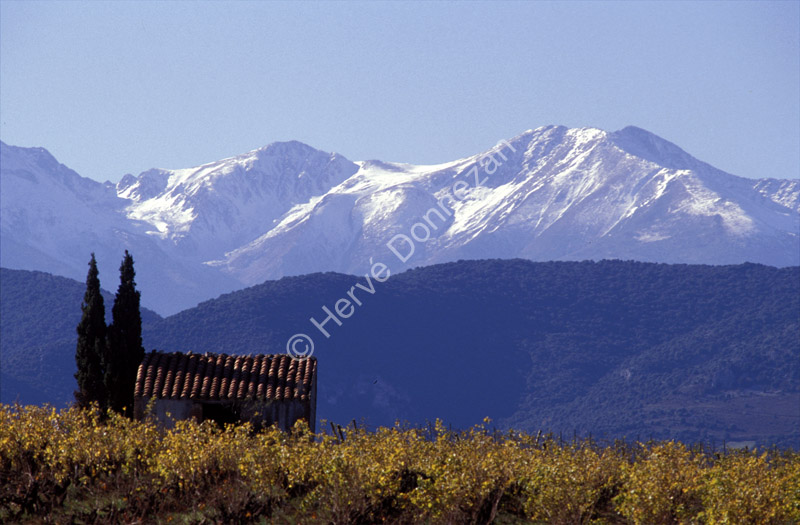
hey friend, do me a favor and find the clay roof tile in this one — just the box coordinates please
[134,350,316,404]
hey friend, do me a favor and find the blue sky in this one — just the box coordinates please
[1,1,798,182]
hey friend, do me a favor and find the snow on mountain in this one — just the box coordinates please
[214,126,800,283]
[752,178,800,213]
[2,127,798,315]
[0,141,238,315]
[1,141,127,276]
[119,141,358,261]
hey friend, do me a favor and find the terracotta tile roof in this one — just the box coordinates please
[134,351,316,402]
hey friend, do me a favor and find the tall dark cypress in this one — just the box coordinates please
[75,253,107,409]
[106,250,144,415]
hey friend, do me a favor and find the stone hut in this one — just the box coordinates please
[133,350,317,432]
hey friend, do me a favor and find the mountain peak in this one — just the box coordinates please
[3,126,799,315]
[0,142,108,196]
[253,140,345,161]
[609,126,699,170]
[1,141,61,173]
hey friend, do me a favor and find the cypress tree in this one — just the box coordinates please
[106,250,144,415]
[75,253,107,409]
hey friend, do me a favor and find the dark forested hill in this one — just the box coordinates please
[0,268,161,405]
[143,260,799,447]
[2,261,798,447]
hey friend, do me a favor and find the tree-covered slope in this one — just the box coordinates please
[2,261,797,447]
[143,260,800,447]
[0,268,160,406]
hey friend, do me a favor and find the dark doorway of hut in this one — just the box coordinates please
[202,403,239,428]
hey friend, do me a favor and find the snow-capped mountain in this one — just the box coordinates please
[214,126,800,284]
[116,141,358,261]
[2,126,798,315]
[0,142,239,314]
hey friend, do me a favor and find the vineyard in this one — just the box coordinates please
[1,405,798,524]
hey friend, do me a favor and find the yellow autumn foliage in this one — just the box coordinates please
[0,404,797,524]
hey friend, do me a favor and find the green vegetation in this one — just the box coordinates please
[2,260,799,446]
[147,260,800,447]
[1,405,798,524]
[72,252,145,416]
[105,250,144,415]
[0,268,160,406]
[74,254,107,410]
